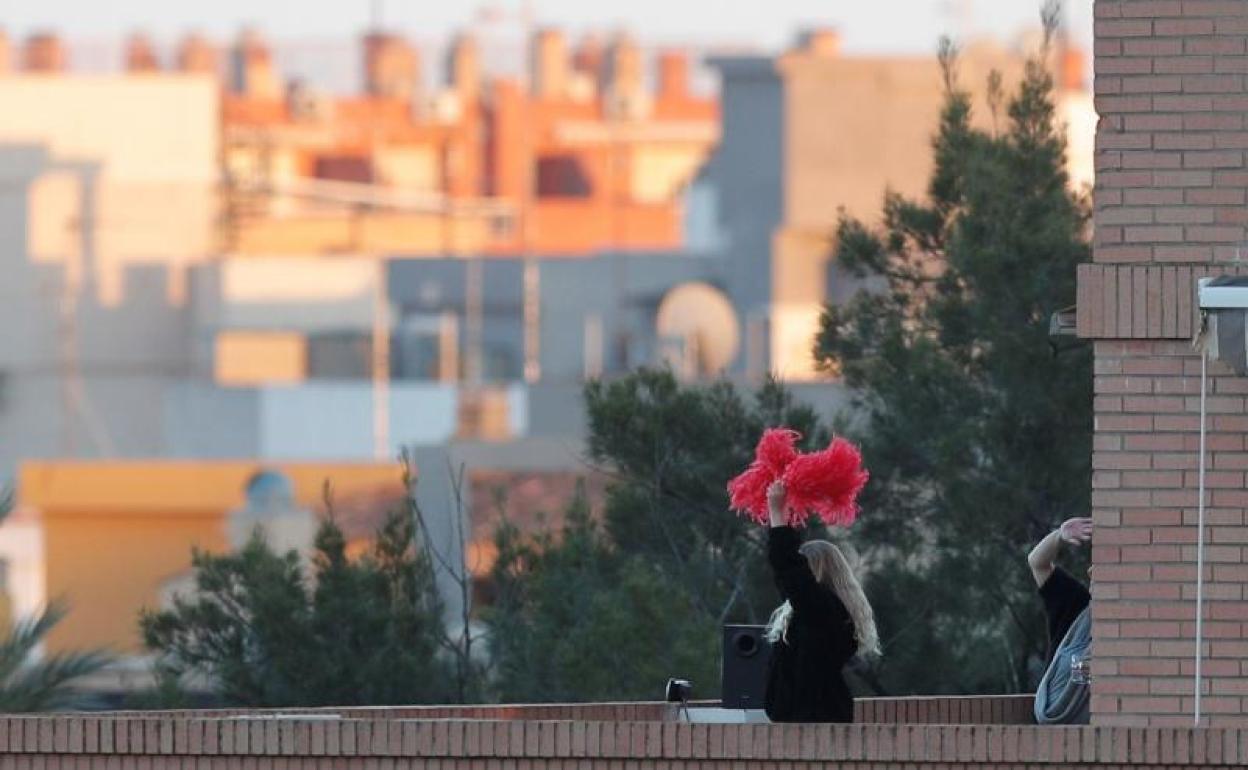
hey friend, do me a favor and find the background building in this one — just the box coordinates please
[706,31,1094,378]
[0,74,218,476]
[0,22,1094,680]
[220,27,717,258]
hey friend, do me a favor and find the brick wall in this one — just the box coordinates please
[0,711,1246,768]
[856,695,1033,724]
[79,695,1033,726]
[1087,0,1248,727]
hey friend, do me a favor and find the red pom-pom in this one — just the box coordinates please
[729,430,868,529]
[728,428,801,524]
[726,466,773,525]
[780,437,869,528]
[756,428,800,475]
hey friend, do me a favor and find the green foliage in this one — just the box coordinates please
[813,30,1092,694]
[485,369,832,703]
[586,368,829,625]
[0,488,112,711]
[487,493,718,702]
[141,509,452,707]
[121,668,204,711]
[0,602,113,711]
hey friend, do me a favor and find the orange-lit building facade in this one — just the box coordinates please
[17,461,405,654]
[211,28,718,256]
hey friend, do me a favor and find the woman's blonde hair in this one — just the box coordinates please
[764,539,881,658]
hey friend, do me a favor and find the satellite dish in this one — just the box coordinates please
[655,282,740,378]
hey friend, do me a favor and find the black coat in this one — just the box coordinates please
[763,526,858,723]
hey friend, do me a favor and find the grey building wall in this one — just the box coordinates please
[0,146,193,477]
[537,252,721,383]
[705,57,785,332]
[164,384,262,458]
[388,259,525,382]
[389,252,726,387]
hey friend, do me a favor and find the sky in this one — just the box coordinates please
[6,0,1094,56]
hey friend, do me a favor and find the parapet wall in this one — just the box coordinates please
[1,697,1244,769]
[81,694,1033,725]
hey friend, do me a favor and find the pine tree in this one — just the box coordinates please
[486,490,719,702]
[813,8,1092,693]
[484,369,833,702]
[141,508,452,706]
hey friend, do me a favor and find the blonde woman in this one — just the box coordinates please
[763,480,880,723]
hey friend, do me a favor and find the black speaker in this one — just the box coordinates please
[721,624,771,709]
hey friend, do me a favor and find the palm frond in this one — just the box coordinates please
[0,601,72,682]
[0,602,114,712]
[0,649,114,711]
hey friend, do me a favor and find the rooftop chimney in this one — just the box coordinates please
[448,32,480,101]
[231,28,282,98]
[125,32,160,72]
[657,49,689,102]
[605,31,644,101]
[363,32,420,100]
[23,32,66,73]
[572,34,604,79]
[177,33,219,75]
[798,28,841,57]
[568,33,604,102]
[531,28,568,100]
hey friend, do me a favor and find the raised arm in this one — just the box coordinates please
[1028,517,1093,587]
[768,480,788,529]
[766,482,846,621]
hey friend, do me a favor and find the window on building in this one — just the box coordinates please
[306,332,373,379]
[536,155,593,198]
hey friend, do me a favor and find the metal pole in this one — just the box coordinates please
[372,259,391,461]
[1194,347,1208,726]
[465,257,483,385]
[583,313,603,380]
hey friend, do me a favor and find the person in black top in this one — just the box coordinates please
[763,480,880,723]
[1027,517,1092,665]
[1028,516,1094,724]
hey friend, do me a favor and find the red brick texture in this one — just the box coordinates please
[1075,265,1248,338]
[82,695,1033,727]
[1089,341,1248,727]
[0,708,1245,768]
[1086,0,1248,727]
[855,695,1034,725]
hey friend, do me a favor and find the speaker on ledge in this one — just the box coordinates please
[721,624,771,709]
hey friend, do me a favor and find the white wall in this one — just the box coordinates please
[0,76,218,478]
[0,76,219,305]
[259,383,459,460]
[165,382,464,460]
[0,507,47,630]
[194,257,381,335]
[0,76,218,183]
